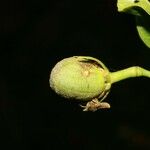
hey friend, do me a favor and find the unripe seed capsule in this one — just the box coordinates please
[50,56,150,111]
[50,56,111,101]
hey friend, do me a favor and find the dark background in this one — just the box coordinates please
[0,0,150,150]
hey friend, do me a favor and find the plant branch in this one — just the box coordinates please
[110,66,150,84]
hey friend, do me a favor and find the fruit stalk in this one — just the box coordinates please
[110,66,150,84]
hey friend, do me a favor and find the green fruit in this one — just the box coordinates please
[50,56,150,111]
[50,56,111,101]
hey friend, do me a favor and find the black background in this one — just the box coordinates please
[0,0,150,150]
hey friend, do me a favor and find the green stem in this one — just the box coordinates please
[110,66,150,84]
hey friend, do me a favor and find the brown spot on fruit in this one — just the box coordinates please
[82,70,90,77]
[79,62,92,77]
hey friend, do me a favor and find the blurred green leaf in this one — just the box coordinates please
[136,11,150,48]
[117,0,150,48]
[117,0,150,15]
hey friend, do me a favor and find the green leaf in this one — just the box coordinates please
[136,12,150,48]
[117,0,150,48]
[117,0,150,15]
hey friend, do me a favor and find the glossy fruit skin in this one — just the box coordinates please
[50,56,111,101]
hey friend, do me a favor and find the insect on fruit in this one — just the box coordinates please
[50,56,150,112]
